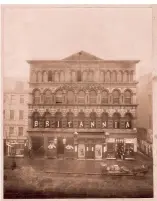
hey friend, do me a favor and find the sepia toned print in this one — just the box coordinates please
[3,5,154,199]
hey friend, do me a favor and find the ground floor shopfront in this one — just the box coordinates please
[28,130,137,160]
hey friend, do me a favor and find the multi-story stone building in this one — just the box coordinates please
[3,78,29,156]
[27,51,139,160]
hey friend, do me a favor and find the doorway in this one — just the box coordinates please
[57,137,64,155]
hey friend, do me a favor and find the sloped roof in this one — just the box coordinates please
[62,50,104,61]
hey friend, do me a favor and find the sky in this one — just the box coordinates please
[2,5,153,81]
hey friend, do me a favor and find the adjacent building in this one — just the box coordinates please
[3,78,29,157]
[27,51,139,160]
[137,73,153,157]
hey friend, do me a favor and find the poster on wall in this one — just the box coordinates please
[78,144,85,159]
[95,144,102,159]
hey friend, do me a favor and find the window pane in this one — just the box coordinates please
[10,110,14,120]
[19,110,24,120]
[20,95,24,104]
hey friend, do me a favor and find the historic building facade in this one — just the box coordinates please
[3,79,29,157]
[27,51,139,160]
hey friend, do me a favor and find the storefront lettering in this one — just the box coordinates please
[45,120,50,128]
[34,120,39,127]
[125,121,131,129]
[102,121,107,128]
[91,121,95,128]
[79,121,84,128]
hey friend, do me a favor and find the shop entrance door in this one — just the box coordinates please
[116,139,125,159]
[86,144,95,159]
[57,137,64,156]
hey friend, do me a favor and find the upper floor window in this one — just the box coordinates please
[124,90,132,104]
[44,90,52,104]
[43,112,51,128]
[48,71,53,82]
[113,90,120,104]
[89,90,97,104]
[18,127,24,136]
[9,127,14,136]
[33,90,41,104]
[60,71,65,82]
[88,71,93,82]
[32,112,40,128]
[123,71,129,82]
[67,91,75,104]
[55,112,62,128]
[90,112,96,128]
[55,90,63,104]
[37,71,42,82]
[71,71,76,82]
[11,95,16,104]
[101,90,108,104]
[124,113,133,129]
[101,112,108,128]
[20,95,24,104]
[105,71,111,82]
[66,112,74,128]
[77,70,82,82]
[100,71,104,82]
[54,71,59,82]
[117,71,123,82]
[78,91,85,104]
[78,112,85,128]
[10,110,14,120]
[19,110,24,120]
[82,71,87,81]
[113,112,121,129]
[43,71,48,82]
[112,71,117,82]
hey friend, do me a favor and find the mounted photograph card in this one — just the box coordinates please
[2,3,157,200]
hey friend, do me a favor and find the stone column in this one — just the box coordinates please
[97,90,101,104]
[86,91,89,104]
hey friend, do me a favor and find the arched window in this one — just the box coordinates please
[42,71,47,82]
[48,71,52,82]
[54,71,59,82]
[123,71,129,82]
[117,71,123,82]
[88,71,93,82]
[101,90,109,104]
[105,71,111,82]
[101,112,108,128]
[60,71,65,82]
[113,112,121,129]
[100,71,104,82]
[55,112,62,128]
[31,71,36,82]
[32,112,40,128]
[90,112,96,128]
[130,71,134,82]
[113,89,120,104]
[67,91,75,104]
[78,91,85,104]
[37,71,42,82]
[71,71,76,82]
[82,71,87,81]
[112,71,117,82]
[44,90,52,104]
[89,90,97,104]
[124,90,132,104]
[43,112,51,128]
[124,113,133,129]
[78,112,85,128]
[55,90,63,104]
[66,112,74,128]
[33,89,41,104]
[77,70,82,82]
